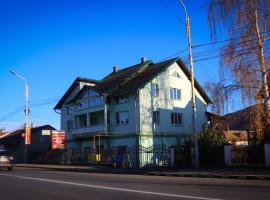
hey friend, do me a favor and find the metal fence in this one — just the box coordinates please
[231,144,265,166]
[76,144,170,168]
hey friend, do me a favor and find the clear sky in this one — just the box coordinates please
[0,0,227,131]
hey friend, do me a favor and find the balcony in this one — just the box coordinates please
[72,125,105,138]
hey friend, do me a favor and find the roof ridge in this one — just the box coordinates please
[105,61,153,95]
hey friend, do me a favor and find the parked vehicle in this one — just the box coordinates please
[0,150,13,171]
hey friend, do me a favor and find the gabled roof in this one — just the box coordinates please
[54,77,99,110]
[109,57,212,104]
[55,57,211,108]
[0,125,56,142]
[109,58,177,96]
[94,60,152,94]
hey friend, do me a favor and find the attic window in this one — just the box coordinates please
[172,71,181,79]
[116,95,128,104]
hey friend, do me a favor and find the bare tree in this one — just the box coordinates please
[206,0,270,141]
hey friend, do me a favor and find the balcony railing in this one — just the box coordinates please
[72,125,105,135]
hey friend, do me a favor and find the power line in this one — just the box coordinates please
[0,99,59,122]
[158,0,185,24]
[192,30,270,49]
[158,48,189,62]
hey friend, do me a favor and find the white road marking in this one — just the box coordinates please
[0,173,224,200]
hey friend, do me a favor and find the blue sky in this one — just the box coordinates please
[0,0,230,131]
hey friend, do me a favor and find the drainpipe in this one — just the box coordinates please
[103,94,109,148]
[135,90,140,167]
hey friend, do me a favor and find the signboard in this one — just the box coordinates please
[51,131,66,150]
[25,127,31,145]
[42,130,51,136]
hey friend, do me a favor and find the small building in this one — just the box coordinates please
[0,125,55,163]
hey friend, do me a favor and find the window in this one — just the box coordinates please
[67,120,73,131]
[116,111,129,125]
[89,111,104,126]
[170,88,181,100]
[172,71,181,79]
[75,114,87,128]
[66,106,74,114]
[116,96,128,104]
[89,97,104,107]
[153,111,160,124]
[76,99,88,110]
[151,83,159,97]
[171,113,183,125]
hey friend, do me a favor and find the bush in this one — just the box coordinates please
[199,127,226,167]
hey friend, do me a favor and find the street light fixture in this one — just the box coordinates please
[179,0,199,168]
[9,70,30,163]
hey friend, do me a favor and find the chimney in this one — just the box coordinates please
[141,57,146,64]
[31,123,36,128]
[113,66,119,73]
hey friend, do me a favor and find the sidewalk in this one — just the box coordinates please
[14,164,270,180]
[148,168,270,180]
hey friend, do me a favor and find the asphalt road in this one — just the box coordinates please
[0,167,270,200]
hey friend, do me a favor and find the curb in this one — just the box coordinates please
[14,165,270,180]
[148,172,270,181]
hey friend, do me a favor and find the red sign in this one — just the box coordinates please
[51,131,66,150]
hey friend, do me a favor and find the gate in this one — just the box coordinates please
[128,145,170,167]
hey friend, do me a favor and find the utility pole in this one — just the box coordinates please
[10,70,30,163]
[179,0,199,168]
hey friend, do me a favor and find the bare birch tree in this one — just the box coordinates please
[206,0,270,141]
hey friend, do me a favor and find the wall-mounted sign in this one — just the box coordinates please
[51,131,66,150]
[42,130,51,136]
[25,127,31,145]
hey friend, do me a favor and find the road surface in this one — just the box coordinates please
[0,167,270,200]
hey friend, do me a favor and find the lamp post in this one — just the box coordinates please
[9,70,29,163]
[179,0,199,168]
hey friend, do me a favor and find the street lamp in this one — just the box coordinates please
[179,0,199,168]
[9,70,29,163]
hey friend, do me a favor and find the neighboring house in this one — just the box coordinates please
[208,105,259,145]
[0,125,55,163]
[54,57,211,165]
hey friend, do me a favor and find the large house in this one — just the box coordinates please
[54,57,211,166]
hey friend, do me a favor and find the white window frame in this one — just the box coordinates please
[116,111,129,125]
[153,110,160,124]
[171,112,183,125]
[170,88,181,100]
[151,83,159,97]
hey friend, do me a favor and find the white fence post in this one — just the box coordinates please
[224,144,232,166]
[264,143,270,168]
